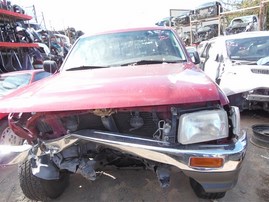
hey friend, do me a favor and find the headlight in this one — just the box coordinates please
[178,109,228,144]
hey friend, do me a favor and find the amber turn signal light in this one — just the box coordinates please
[189,157,224,168]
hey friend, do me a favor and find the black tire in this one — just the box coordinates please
[19,159,69,201]
[189,178,226,199]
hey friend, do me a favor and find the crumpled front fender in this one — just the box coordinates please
[219,65,269,96]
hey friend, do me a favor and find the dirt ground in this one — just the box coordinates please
[0,111,268,202]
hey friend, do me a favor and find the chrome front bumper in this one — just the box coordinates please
[0,129,247,192]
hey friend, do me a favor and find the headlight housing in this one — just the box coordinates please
[178,109,228,144]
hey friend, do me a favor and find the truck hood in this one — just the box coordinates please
[0,64,226,113]
[220,64,269,96]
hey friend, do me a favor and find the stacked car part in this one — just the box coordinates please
[0,2,40,73]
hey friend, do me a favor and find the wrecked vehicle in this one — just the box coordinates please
[179,30,198,46]
[0,27,247,201]
[196,24,220,42]
[155,17,175,27]
[193,1,223,20]
[174,10,193,26]
[225,15,259,35]
[200,31,269,111]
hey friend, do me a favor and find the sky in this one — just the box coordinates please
[13,0,212,34]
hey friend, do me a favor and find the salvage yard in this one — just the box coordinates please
[0,110,268,202]
[0,1,268,202]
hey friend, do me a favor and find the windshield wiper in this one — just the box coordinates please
[66,65,109,71]
[120,60,185,66]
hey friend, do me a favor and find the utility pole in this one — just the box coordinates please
[259,0,269,31]
[32,5,38,23]
[42,12,47,30]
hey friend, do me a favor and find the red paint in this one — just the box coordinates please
[0,42,39,49]
[0,64,228,113]
[0,8,32,20]
[0,113,7,120]
[0,70,51,120]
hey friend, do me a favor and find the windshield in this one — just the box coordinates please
[62,29,186,70]
[0,73,31,98]
[226,35,269,62]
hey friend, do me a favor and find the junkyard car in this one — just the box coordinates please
[193,1,223,20]
[225,15,259,35]
[174,10,193,26]
[155,17,175,27]
[200,31,269,111]
[196,24,221,42]
[179,30,198,46]
[0,27,247,201]
[0,69,51,145]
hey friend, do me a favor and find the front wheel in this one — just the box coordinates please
[19,159,69,201]
[189,178,226,199]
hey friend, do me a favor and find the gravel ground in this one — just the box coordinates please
[0,110,268,202]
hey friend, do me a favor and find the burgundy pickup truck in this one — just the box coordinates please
[0,27,247,201]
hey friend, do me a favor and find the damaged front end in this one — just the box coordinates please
[225,24,248,35]
[228,88,269,112]
[7,104,247,193]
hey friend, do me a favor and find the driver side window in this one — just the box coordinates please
[208,42,218,60]
[204,42,217,59]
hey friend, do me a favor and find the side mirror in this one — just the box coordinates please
[191,51,201,65]
[43,60,58,73]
